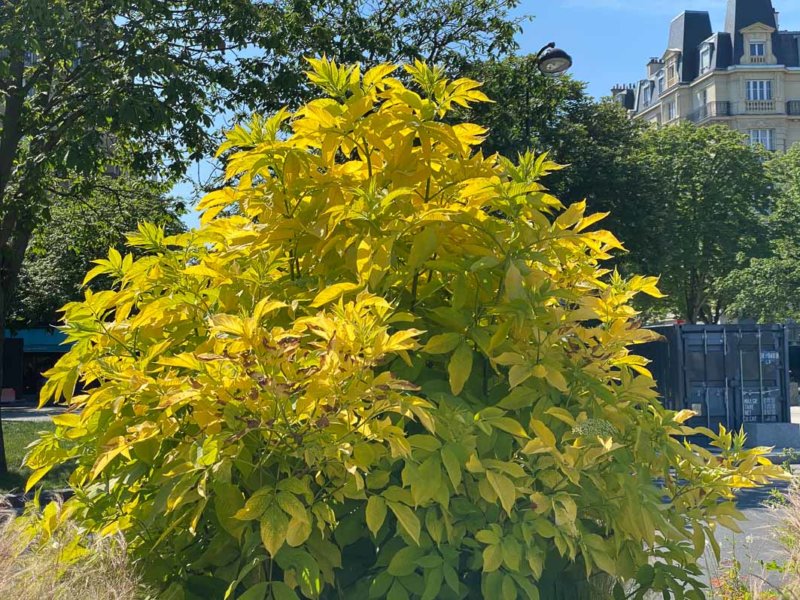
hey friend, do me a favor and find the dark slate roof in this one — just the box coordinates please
[725,0,778,64]
[613,89,635,111]
[777,32,800,67]
[712,32,733,69]
[668,11,713,82]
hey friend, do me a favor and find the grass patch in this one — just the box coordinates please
[0,420,70,493]
[0,508,148,600]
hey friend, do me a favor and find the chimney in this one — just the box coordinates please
[647,57,664,78]
[610,83,630,95]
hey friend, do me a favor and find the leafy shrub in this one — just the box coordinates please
[25,60,785,599]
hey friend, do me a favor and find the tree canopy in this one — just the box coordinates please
[723,144,800,322]
[628,123,771,323]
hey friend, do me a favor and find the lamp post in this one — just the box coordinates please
[525,42,573,144]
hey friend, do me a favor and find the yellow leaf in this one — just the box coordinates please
[486,470,516,515]
[310,282,361,307]
[530,419,557,447]
[674,409,697,424]
[408,226,439,269]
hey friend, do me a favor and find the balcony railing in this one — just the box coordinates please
[788,100,800,116]
[744,99,776,113]
[687,101,731,123]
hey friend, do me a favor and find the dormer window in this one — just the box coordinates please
[740,23,776,65]
[700,45,712,74]
[657,71,665,95]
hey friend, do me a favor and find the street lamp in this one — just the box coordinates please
[524,42,573,142]
[535,42,573,76]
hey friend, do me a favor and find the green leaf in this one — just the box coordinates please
[366,496,388,537]
[421,566,444,600]
[448,342,473,395]
[501,575,517,600]
[389,501,421,545]
[440,445,462,489]
[238,582,269,600]
[423,333,462,354]
[271,582,300,600]
[388,546,423,577]
[260,505,289,556]
[636,564,655,588]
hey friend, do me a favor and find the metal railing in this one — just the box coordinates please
[686,101,731,123]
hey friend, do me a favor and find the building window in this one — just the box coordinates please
[746,80,773,101]
[700,47,712,73]
[657,71,665,95]
[666,101,676,121]
[698,88,708,107]
[748,129,774,151]
[750,42,766,57]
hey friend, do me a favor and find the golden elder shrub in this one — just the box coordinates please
[26,60,784,599]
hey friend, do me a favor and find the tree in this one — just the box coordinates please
[9,174,185,327]
[25,60,784,598]
[628,123,771,323]
[0,0,521,474]
[723,143,800,322]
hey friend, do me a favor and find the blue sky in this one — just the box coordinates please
[177,0,800,227]
[519,0,800,99]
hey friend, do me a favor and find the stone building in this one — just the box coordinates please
[614,0,800,152]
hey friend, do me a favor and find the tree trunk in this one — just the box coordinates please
[0,285,7,475]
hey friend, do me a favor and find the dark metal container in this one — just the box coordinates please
[2,338,24,396]
[638,324,791,431]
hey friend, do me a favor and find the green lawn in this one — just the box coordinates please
[0,420,71,494]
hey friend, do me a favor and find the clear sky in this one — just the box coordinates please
[518,0,800,99]
[177,0,800,227]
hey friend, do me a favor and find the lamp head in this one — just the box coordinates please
[536,45,573,76]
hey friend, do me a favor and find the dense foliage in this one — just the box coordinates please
[627,123,771,323]
[723,144,800,322]
[26,62,784,599]
[9,173,185,326]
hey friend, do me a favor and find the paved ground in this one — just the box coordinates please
[0,404,66,422]
[704,479,793,592]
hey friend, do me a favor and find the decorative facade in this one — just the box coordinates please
[614,0,800,152]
